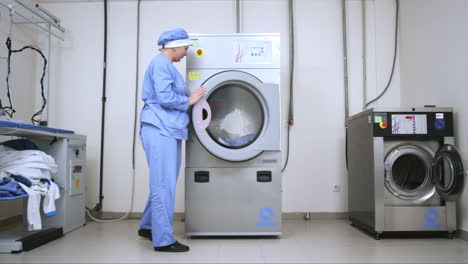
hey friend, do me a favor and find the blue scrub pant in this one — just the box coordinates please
[139,123,182,247]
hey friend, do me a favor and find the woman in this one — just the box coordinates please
[138,28,206,252]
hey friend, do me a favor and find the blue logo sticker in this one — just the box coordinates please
[434,119,446,130]
[256,207,277,227]
[421,208,442,229]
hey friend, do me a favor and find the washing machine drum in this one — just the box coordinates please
[385,144,465,202]
[205,83,263,149]
[191,70,280,162]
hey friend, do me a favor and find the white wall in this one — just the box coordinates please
[399,0,468,232]
[36,0,400,214]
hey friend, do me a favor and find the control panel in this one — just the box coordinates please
[372,112,454,137]
[186,34,280,69]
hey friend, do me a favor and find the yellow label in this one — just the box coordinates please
[189,72,200,81]
[75,178,80,189]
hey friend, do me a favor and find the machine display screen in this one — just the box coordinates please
[391,114,427,134]
[233,41,273,64]
[249,47,264,56]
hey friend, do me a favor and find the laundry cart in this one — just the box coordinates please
[0,120,86,253]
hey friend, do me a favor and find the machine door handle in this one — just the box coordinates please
[257,171,272,182]
[192,99,211,131]
[194,171,209,183]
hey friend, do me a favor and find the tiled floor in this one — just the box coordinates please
[2,219,468,263]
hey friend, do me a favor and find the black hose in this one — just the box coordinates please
[96,0,108,211]
[4,37,48,125]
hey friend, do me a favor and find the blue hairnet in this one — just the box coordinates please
[157,28,190,46]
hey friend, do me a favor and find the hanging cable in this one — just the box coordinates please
[3,37,47,125]
[364,0,399,108]
[86,0,140,223]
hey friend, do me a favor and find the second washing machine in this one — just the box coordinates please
[347,107,465,239]
[184,34,282,236]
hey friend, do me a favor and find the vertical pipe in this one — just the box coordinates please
[341,0,349,120]
[236,0,240,33]
[282,0,295,173]
[362,0,367,110]
[41,24,51,125]
[133,0,141,168]
[288,0,294,124]
[98,0,108,209]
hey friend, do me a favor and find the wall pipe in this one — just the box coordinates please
[235,0,240,33]
[362,0,367,110]
[288,0,295,125]
[281,0,294,173]
[341,0,349,120]
[96,0,108,211]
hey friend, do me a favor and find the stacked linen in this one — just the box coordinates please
[0,147,60,231]
[0,177,27,198]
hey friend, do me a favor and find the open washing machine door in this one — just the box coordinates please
[432,144,465,201]
[191,70,280,162]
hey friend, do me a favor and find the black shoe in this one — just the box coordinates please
[138,228,152,240]
[154,241,189,252]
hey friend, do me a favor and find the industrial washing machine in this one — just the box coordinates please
[347,107,465,239]
[184,34,281,236]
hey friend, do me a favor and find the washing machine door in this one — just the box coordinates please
[191,70,280,162]
[432,144,465,201]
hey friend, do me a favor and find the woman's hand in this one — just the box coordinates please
[189,86,206,106]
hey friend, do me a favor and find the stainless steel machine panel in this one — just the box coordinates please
[347,109,376,230]
[384,206,447,231]
[185,167,282,236]
[38,137,86,234]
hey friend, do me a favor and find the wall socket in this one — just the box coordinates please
[333,184,340,192]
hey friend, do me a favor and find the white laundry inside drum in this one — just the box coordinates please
[206,83,263,149]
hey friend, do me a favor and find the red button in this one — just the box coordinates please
[197,49,203,55]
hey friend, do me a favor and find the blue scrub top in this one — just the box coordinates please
[140,54,190,140]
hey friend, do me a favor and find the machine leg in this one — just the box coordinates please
[374,233,381,240]
[448,232,454,239]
